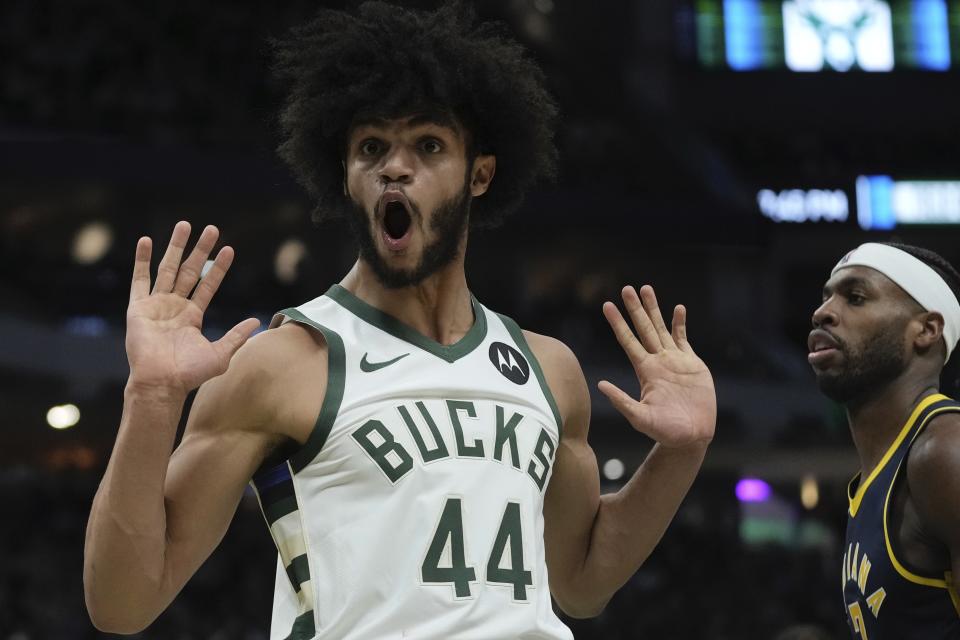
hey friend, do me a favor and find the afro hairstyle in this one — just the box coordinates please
[272,1,559,228]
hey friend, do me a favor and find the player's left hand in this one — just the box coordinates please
[598,285,716,449]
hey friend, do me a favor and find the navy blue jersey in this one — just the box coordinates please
[843,393,960,639]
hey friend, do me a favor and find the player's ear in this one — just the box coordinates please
[470,155,496,197]
[914,311,945,353]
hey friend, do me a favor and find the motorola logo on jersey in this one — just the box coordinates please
[489,342,530,385]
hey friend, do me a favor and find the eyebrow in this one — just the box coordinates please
[350,112,461,135]
[406,113,459,130]
[823,275,871,297]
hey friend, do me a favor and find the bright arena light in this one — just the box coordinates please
[72,221,114,264]
[602,458,625,481]
[274,239,308,284]
[736,478,772,503]
[200,259,215,279]
[801,474,820,510]
[47,404,80,430]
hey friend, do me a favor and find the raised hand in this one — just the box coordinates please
[125,221,261,395]
[598,285,716,449]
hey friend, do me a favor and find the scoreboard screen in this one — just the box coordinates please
[693,0,960,71]
[757,178,960,228]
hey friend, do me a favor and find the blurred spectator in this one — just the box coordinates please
[0,466,847,639]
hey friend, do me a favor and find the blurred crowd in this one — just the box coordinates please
[0,466,848,639]
[5,2,957,638]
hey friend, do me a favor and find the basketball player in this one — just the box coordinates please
[83,4,716,638]
[810,243,960,638]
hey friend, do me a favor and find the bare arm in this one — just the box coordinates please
[907,412,960,595]
[537,285,716,617]
[85,376,278,632]
[83,222,287,633]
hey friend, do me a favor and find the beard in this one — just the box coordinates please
[815,321,907,404]
[344,183,471,289]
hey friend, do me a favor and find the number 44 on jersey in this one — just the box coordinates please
[423,498,533,602]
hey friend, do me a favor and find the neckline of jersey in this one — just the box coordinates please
[324,284,488,364]
[847,392,949,517]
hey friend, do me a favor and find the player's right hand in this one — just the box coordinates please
[597,285,716,449]
[124,221,261,396]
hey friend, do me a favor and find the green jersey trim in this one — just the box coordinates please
[264,496,299,526]
[277,308,346,473]
[496,313,563,437]
[286,553,311,594]
[325,284,487,363]
[284,610,316,640]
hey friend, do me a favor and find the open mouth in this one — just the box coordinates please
[377,190,414,249]
[807,329,842,366]
[808,329,840,354]
[383,200,411,240]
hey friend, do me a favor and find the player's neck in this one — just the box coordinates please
[340,257,474,346]
[846,372,940,477]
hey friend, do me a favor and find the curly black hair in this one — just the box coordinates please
[272,1,558,228]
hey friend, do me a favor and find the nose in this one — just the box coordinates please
[379,146,414,185]
[812,296,838,328]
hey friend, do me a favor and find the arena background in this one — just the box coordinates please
[2,1,960,638]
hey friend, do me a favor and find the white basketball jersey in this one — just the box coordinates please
[251,285,573,640]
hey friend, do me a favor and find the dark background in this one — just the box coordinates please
[2,1,959,638]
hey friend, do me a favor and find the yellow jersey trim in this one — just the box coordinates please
[881,403,957,588]
[947,572,960,616]
[848,393,947,518]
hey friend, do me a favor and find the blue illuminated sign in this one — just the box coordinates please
[695,0,957,71]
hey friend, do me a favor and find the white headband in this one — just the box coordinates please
[832,243,960,363]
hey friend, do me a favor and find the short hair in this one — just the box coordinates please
[272,1,559,228]
[884,242,960,383]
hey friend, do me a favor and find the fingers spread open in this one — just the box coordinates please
[598,380,650,430]
[191,246,235,312]
[130,237,153,302]
[152,221,191,294]
[213,317,261,361]
[638,285,677,350]
[603,301,649,365]
[621,286,663,354]
[173,225,220,297]
[672,304,692,351]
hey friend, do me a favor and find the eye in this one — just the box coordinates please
[847,292,866,305]
[359,139,382,156]
[420,138,442,154]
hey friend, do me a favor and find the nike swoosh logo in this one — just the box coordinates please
[360,352,410,372]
